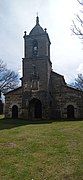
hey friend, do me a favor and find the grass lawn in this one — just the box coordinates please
[0,117,83,180]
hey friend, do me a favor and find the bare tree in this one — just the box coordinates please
[71,1,83,90]
[73,73,83,90]
[0,59,19,94]
[71,0,83,41]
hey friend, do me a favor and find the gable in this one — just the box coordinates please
[51,71,66,86]
[5,87,22,96]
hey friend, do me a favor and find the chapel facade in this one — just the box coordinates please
[5,16,83,120]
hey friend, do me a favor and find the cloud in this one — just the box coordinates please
[0,0,83,84]
[77,63,83,74]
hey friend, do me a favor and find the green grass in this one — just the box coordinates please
[0,114,4,119]
[0,118,83,180]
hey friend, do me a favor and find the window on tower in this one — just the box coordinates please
[33,40,38,56]
[31,80,39,91]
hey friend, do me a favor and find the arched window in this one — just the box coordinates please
[12,105,18,119]
[33,40,38,55]
[67,105,74,119]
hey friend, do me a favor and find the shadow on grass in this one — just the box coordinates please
[0,117,82,130]
[0,118,52,130]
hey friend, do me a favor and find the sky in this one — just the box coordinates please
[0,0,83,84]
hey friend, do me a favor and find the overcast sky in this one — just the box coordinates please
[0,0,83,84]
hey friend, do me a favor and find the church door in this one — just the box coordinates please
[12,105,18,118]
[28,99,42,119]
[35,100,42,118]
[67,105,74,119]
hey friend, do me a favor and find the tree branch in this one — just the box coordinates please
[0,59,19,93]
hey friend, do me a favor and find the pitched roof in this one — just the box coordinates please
[4,87,22,95]
[29,16,45,36]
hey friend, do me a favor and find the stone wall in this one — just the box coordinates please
[22,90,51,120]
[5,87,22,118]
[50,72,83,119]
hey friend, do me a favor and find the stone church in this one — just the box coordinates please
[5,16,83,120]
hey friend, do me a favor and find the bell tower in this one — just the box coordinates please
[22,16,52,119]
[24,16,51,59]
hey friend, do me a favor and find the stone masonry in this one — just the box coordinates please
[5,16,83,120]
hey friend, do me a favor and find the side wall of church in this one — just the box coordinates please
[51,72,83,119]
[5,88,22,118]
[60,86,83,119]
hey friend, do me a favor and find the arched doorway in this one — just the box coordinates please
[0,100,3,114]
[28,99,42,119]
[12,105,18,118]
[35,100,42,118]
[67,105,74,119]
